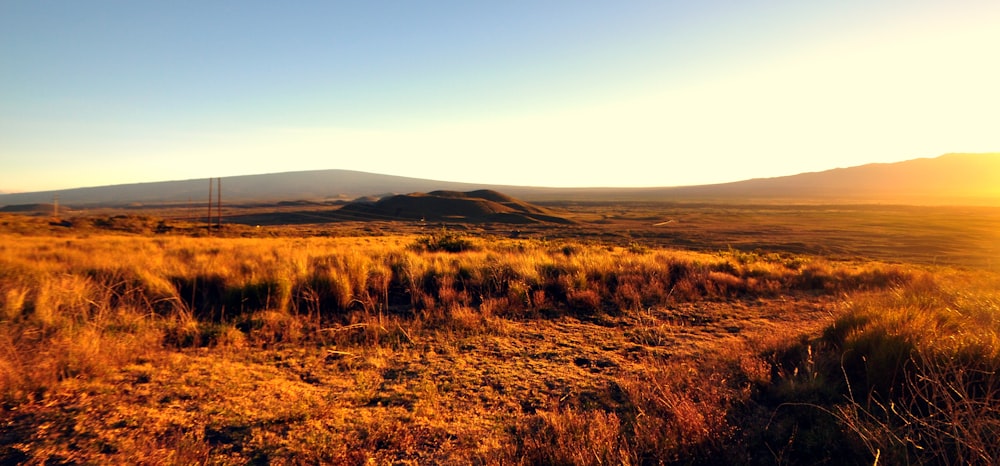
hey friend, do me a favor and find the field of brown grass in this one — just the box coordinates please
[1,203,998,464]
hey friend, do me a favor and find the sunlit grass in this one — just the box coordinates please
[759,272,1000,464]
[0,225,995,464]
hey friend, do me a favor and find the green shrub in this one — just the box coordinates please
[412,229,476,253]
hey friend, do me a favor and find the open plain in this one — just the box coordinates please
[1,198,998,464]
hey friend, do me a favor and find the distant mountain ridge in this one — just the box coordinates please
[0,170,501,207]
[665,153,1000,203]
[1,153,997,207]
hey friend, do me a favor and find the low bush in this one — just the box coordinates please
[412,229,477,253]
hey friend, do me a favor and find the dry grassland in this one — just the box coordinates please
[0,210,998,464]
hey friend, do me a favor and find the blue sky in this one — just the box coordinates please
[1,0,998,192]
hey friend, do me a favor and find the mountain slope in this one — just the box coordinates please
[1,153,997,207]
[665,153,1000,203]
[0,170,501,207]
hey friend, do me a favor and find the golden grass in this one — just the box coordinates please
[0,224,995,464]
[758,272,1000,464]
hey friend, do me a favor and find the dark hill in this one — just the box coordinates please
[339,190,573,224]
[426,190,552,215]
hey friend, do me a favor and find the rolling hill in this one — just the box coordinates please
[0,153,997,208]
[337,190,574,224]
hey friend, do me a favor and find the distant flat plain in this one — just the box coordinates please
[10,199,998,270]
[219,201,1000,270]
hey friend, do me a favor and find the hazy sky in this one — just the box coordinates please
[2,1,998,192]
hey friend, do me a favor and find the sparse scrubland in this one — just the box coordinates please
[1,213,998,464]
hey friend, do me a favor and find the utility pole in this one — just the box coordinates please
[207,178,214,234]
[53,194,59,220]
[216,177,222,230]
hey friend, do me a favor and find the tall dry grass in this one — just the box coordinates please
[761,272,1000,465]
[1,230,928,463]
[0,233,907,396]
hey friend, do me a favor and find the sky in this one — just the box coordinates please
[1,1,998,192]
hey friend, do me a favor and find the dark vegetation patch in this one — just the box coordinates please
[0,203,62,213]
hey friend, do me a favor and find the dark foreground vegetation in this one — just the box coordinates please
[0,210,998,464]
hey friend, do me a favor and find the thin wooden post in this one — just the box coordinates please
[217,177,222,229]
[208,178,214,234]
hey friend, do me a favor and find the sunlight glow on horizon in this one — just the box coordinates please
[1,1,998,192]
